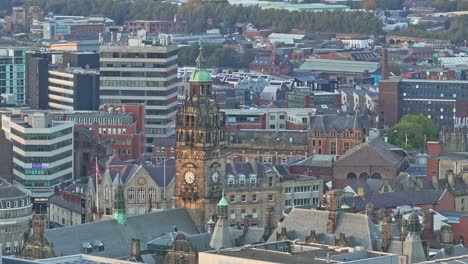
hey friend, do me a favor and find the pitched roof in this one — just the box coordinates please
[44,208,200,258]
[268,208,381,250]
[310,114,364,133]
[334,138,406,167]
[291,154,336,168]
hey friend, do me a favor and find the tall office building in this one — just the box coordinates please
[99,42,178,153]
[0,47,33,105]
[48,67,100,110]
[1,112,74,206]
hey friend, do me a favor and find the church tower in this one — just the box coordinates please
[175,42,227,231]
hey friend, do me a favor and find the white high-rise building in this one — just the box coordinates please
[99,41,178,153]
[1,111,74,202]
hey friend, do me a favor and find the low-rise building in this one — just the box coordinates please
[0,178,33,255]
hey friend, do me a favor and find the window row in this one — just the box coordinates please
[127,187,157,203]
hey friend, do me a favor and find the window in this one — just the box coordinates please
[137,188,145,202]
[268,177,273,187]
[5,242,11,253]
[252,208,258,218]
[285,187,292,193]
[148,187,156,202]
[6,201,10,208]
[241,209,246,219]
[312,185,319,192]
[104,186,109,200]
[241,195,246,202]
[252,194,257,202]
[343,142,350,152]
[230,210,236,219]
[230,195,236,203]
[128,188,135,201]
[14,201,18,207]
[285,200,291,206]
[270,115,276,120]
[331,142,336,155]
[239,175,246,186]
[228,175,235,185]
[268,194,274,201]
[250,175,257,186]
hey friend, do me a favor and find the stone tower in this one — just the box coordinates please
[174,41,227,231]
[20,214,55,259]
[209,194,233,250]
[403,211,427,263]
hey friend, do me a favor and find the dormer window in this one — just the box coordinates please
[330,129,337,137]
[94,240,104,252]
[239,175,246,187]
[314,129,320,137]
[249,174,257,186]
[82,242,92,254]
[228,175,235,186]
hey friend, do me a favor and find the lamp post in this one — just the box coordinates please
[393,130,408,149]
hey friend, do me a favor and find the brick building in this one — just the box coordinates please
[379,78,468,129]
[308,114,367,156]
[249,51,293,76]
[124,16,186,35]
[56,104,145,160]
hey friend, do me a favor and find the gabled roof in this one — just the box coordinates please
[335,138,406,167]
[310,114,364,133]
[44,208,200,258]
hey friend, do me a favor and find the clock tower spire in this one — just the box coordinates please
[174,41,227,231]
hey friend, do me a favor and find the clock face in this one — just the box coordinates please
[184,171,195,184]
[138,177,146,185]
[211,171,219,183]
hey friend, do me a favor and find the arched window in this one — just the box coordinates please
[346,172,357,180]
[314,129,320,137]
[127,188,135,202]
[148,187,156,202]
[359,172,369,181]
[330,129,337,137]
[371,173,382,180]
[137,188,145,203]
[104,185,109,200]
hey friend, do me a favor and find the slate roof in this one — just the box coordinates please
[44,208,200,258]
[225,162,272,178]
[342,190,446,212]
[310,114,363,133]
[0,178,26,198]
[291,154,336,168]
[48,194,82,214]
[107,158,175,187]
[267,208,382,250]
[334,138,407,167]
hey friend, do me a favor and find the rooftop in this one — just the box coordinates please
[299,59,380,73]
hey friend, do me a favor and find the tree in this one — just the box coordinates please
[387,114,437,150]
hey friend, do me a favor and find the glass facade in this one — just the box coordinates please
[0,49,27,104]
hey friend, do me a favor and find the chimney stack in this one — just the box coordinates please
[381,45,389,80]
[130,239,141,259]
[365,203,375,220]
[440,225,454,255]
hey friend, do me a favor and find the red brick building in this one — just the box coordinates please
[250,51,293,75]
[124,16,187,35]
[58,104,145,161]
[308,114,367,156]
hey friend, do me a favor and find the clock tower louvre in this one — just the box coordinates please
[175,42,227,231]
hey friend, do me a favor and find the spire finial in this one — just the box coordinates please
[196,39,206,70]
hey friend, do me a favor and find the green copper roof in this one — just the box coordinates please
[189,40,212,83]
[218,196,229,206]
[341,204,350,209]
[190,70,212,82]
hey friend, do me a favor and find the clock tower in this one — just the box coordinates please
[174,42,227,231]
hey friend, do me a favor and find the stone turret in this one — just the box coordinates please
[209,193,233,250]
[326,190,342,233]
[403,211,427,263]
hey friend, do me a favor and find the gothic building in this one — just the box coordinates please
[19,214,55,259]
[174,43,228,231]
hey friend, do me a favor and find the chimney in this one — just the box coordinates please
[357,187,365,199]
[381,45,389,80]
[377,208,386,222]
[326,190,342,212]
[446,170,455,189]
[422,209,434,235]
[432,176,439,190]
[365,203,375,219]
[381,216,392,251]
[440,225,454,255]
[130,239,141,259]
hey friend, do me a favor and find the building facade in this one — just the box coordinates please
[0,178,33,255]
[99,43,178,153]
[1,112,74,205]
[0,47,31,105]
[379,78,468,129]
[47,68,100,111]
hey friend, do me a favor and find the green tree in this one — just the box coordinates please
[387,114,437,150]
